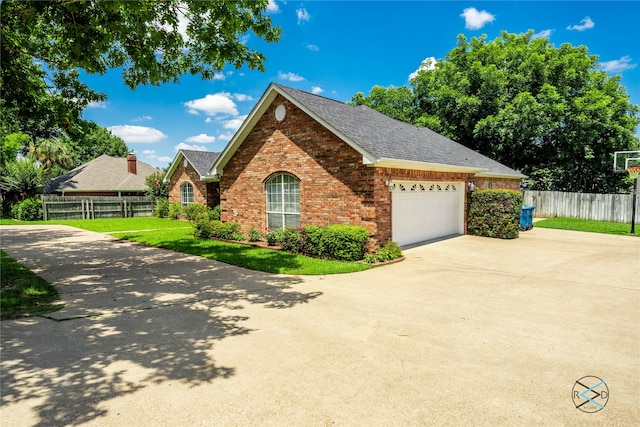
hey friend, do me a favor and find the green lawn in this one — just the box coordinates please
[535,217,640,237]
[1,249,63,320]
[1,217,370,275]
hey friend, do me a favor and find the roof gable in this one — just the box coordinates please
[211,83,524,179]
[48,155,160,193]
[164,149,221,182]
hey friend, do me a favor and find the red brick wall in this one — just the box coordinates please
[220,94,522,248]
[168,161,216,207]
[221,95,374,235]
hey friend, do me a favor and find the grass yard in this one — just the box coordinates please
[111,228,371,275]
[1,249,63,320]
[1,217,370,275]
[535,217,640,237]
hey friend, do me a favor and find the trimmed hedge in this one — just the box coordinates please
[194,220,244,241]
[467,189,523,239]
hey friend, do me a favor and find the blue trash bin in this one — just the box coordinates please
[520,206,535,231]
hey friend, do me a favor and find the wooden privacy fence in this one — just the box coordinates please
[523,190,640,223]
[41,196,155,220]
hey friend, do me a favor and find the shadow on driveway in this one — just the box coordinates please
[0,226,321,426]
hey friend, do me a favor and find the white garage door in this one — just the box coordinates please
[392,181,464,246]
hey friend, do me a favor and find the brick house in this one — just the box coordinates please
[208,83,523,247]
[48,154,159,196]
[165,149,220,207]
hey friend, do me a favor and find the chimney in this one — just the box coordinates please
[127,154,137,175]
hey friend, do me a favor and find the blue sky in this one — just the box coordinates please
[80,1,640,169]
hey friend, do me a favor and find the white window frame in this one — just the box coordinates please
[266,173,300,229]
[180,182,194,206]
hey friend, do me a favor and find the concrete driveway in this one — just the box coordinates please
[1,225,638,426]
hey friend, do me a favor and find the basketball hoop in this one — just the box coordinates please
[613,150,640,234]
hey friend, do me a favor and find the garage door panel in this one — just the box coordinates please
[392,181,463,246]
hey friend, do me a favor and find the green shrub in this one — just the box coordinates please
[184,203,208,222]
[364,241,403,264]
[208,205,221,221]
[168,202,182,219]
[266,228,283,246]
[214,221,244,241]
[193,220,244,241]
[300,225,323,257]
[280,227,302,253]
[193,219,215,239]
[153,198,169,218]
[467,189,523,239]
[318,224,369,261]
[248,227,263,242]
[11,197,43,221]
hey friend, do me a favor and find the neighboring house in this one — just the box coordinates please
[164,149,221,207]
[48,154,159,196]
[208,83,524,247]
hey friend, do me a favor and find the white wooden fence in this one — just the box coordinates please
[523,190,640,223]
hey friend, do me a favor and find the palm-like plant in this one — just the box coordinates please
[27,138,73,193]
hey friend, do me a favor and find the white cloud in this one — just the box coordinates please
[460,7,495,30]
[311,86,324,95]
[184,93,239,116]
[175,143,208,152]
[297,8,310,24]
[205,117,212,123]
[267,0,280,13]
[87,101,107,109]
[567,16,595,31]
[131,115,153,122]
[533,29,554,39]
[233,93,254,102]
[107,125,167,143]
[306,44,319,51]
[278,71,305,82]
[223,115,248,131]
[600,56,637,73]
[409,57,436,80]
[217,133,235,142]
[185,133,216,143]
[141,149,172,164]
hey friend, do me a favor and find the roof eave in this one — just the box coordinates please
[475,171,527,179]
[371,158,487,174]
[163,151,185,183]
[210,83,378,176]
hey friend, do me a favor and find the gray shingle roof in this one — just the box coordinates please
[180,149,220,178]
[48,155,160,193]
[274,84,524,178]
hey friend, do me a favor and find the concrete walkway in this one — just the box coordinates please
[1,225,638,426]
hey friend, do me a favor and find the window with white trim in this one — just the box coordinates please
[180,182,194,206]
[266,173,300,229]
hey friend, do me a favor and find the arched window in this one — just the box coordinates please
[266,173,300,229]
[180,182,194,206]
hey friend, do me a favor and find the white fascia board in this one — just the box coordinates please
[209,85,280,176]
[163,151,185,183]
[475,171,527,179]
[371,158,487,174]
[277,92,379,166]
[210,83,381,175]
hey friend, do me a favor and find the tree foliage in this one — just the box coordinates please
[352,31,640,193]
[1,0,280,178]
[1,0,281,89]
[0,159,44,199]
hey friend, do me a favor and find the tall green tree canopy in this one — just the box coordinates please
[352,31,640,193]
[1,0,281,168]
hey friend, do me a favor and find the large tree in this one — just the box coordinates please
[352,31,640,193]
[1,0,281,161]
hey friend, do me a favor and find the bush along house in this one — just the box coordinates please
[187,83,524,248]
